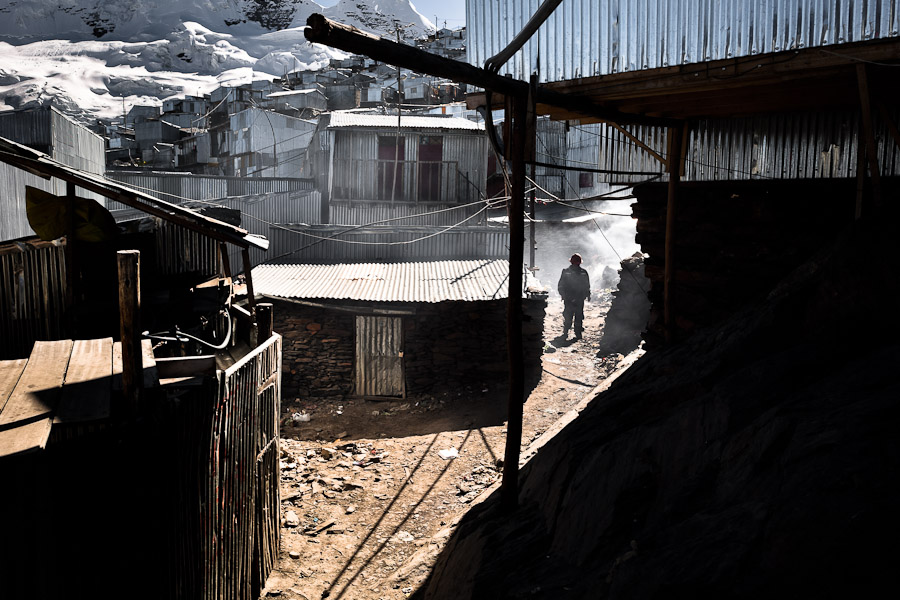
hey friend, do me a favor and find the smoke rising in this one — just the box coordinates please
[527,197,641,296]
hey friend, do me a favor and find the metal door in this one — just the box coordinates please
[354,316,405,397]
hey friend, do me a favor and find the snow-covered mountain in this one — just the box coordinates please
[0,1,435,122]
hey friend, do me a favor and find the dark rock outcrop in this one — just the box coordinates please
[414,220,900,599]
[598,253,651,355]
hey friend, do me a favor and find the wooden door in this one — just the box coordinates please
[354,316,405,398]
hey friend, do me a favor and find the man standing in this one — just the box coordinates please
[557,253,591,339]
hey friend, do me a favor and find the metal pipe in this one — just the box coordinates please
[484,0,566,73]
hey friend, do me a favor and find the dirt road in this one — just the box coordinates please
[263,294,630,600]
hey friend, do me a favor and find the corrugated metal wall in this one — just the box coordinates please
[467,0,900,82]
[330,129,487,201]
[198,189,323,270]
[105,172,315,219]
[329,200,487,226]
[227,109,316,178]
[0,239,67,359]
[266,225,509,264]
[591,108,900,181]
[155,220,220,279]
[0,108,105,241]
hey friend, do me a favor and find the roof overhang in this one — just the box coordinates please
[467,37,900,123]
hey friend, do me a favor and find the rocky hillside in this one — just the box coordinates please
[413,218,900,599]
[0,1,434,121]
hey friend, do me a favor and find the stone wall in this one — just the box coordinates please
[404,297,546,394]
[271,300,356,403]
[270,295,547,402]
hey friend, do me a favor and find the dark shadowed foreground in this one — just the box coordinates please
[414,220,900,599]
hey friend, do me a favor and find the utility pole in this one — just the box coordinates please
[390,22,412,203]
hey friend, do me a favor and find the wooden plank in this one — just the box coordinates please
[155,355,217,379]
[0,418,53,458]
[0,358,28,415]
[141,339,159,389]
[0,339,73,427]
[55,338,113,424]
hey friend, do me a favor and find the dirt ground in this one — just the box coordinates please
[262,293,634,600]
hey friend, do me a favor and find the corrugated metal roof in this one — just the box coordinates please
[467,0,900,83]
[252,260,518,302]
[327,112,485,131]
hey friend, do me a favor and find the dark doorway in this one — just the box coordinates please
[418,136,444,201]
[378,136,405,201]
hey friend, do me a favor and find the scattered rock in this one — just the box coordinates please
[289,550,300,559]
[283,511,300,528]
[438,448,459,460]
[346,505,357,514]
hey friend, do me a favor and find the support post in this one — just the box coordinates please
[219,242,233,279]
[500,96,528,512]
[528,74,538,270]
[65,182,77,332]
[664,125,683,344]
[117,250,142,414]
[856,64,883,211]
[257,302,273,343]
[242,247,256,316]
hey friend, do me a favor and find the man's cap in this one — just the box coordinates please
[570,253,582,264]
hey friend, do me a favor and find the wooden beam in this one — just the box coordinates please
[304,13,679,128]
[500,96,528,511]
[664,125,684,344]
[117,250,142,414]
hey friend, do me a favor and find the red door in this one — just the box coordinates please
[378,136,404,200]
[418,136,443,201]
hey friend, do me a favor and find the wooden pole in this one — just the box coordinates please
[664,125,683,344]
[219,242,233,279]
[65,182,77,335]
[257,303,273,343]
[500,96,528,511]
[117,250,142,414]
[528,74,538,270]
[856,63,883,211]
[242,248,256,316]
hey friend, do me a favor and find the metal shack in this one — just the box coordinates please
[0,136,281,600]
[250,260,546,402]
[307,111,488,213]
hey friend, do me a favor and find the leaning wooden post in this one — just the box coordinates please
[242,247,257,316]
[663,125,683,344]
[219,242,233,279]
[257,302,273,343]
[117,250,142,413]
[500,96,529,511]
[65,182,77,332]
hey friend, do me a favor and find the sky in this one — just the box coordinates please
[318,0,467,29]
